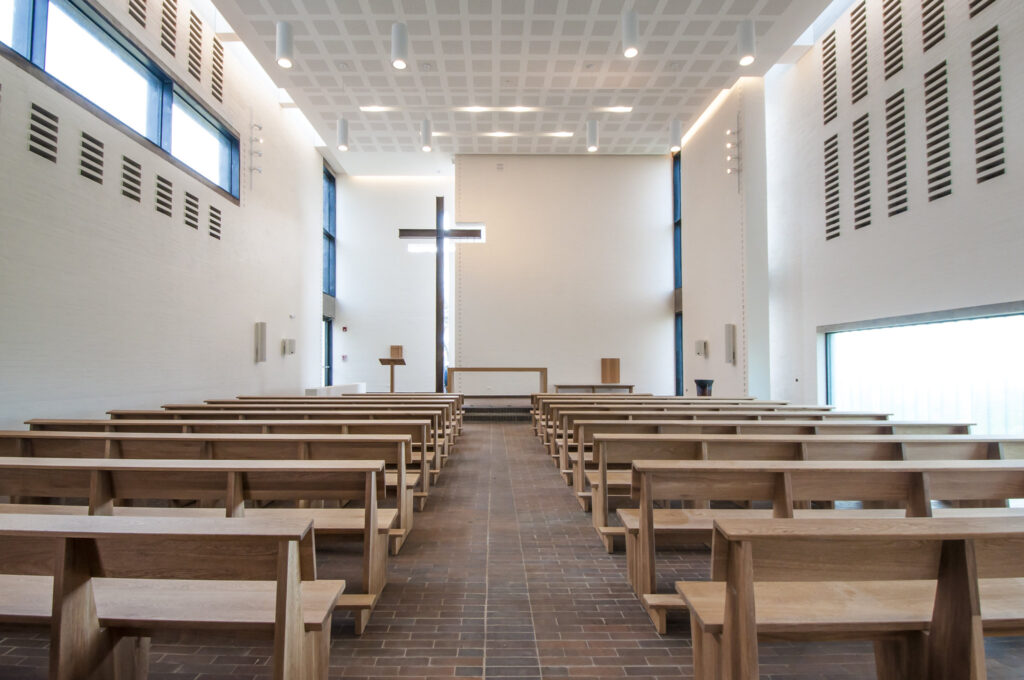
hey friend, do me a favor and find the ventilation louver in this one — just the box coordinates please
[924,61,952,201]
[850,2,869,104]
[187,11,202,81]
[971,26,1004,183]
[921,0,945,52]
[882,0,904,80]
[28,103,59,163]
[824,134,840,240]
[970,0,997,17]
[209,206,222,240]
[852,114,871,229]
[885,90,909,216]
[211,37,224,103]
[79,132,103,184]
[822,30,838,125]
[155,175,173,217]
[128,0,146,28]
[184,191,199,229]
[160,0,177,56]
[121,156,142,202]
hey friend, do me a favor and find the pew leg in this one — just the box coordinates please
[353,609,371,636]
[304,615,332,680]
[112,634,149,680]
[874,632,928,680]
[645,603,667,635]
[690,612,719,680]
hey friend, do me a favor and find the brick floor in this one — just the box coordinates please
[1,421,1022,678]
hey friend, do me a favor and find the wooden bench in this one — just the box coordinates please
[27,417,435,510]
[0,455,390,635]
[0,513,344,679]
[569,419,974,506]
[627,458,1024,633]
[108,408,451,469]
[678,517,1024,679]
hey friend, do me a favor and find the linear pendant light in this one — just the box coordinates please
[391,22,408,70]
[276,21,293,69]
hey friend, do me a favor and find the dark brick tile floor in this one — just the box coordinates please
[1,421,1022,678]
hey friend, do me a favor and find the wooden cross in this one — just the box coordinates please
[398,196,483,392]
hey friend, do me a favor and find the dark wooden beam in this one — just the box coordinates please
[398,228,483,240]
[435,197,445,393]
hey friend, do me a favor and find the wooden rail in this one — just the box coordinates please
[446,366,548,393]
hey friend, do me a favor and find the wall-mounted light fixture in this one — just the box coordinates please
[276,21,293,69]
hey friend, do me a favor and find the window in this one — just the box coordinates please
[672,151,683,395]
[2,0,239,196]
[322,167,336,296]
[826,312,1024,435]
[322,317,333,387]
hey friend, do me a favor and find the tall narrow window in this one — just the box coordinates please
[1,0,31,54]
[322,167,337,297]
[672,151,683,395]
[322,317,333,387]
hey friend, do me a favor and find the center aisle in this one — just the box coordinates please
[343,421,691,680]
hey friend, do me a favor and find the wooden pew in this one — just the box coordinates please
[108,408,450,469]
[0,513,344,679]
[570,419,974,507]
[0,455,389,635]
[628,458,1024,633]
[678,517,1024,679]
[232,393,465,433]
[27,418,435,510]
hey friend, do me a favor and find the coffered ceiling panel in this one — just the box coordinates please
[214,0,829,157]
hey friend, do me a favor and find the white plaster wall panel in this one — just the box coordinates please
[335,176,453,393]
[679,80,770,399]
[0,0,323,428]
[453,155,673,395]
[765,0,1024,403]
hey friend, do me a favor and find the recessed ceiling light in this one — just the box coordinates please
[601,106,633,113]
[484,131,516,137]
[545,131,574,138]
[360,106,395,112]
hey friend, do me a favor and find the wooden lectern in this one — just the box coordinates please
[378,345,406,393]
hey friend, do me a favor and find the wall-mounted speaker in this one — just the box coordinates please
[695,340,708,358]
[282,338,296,355]
[255,322,267,363]
[724,323,736,365]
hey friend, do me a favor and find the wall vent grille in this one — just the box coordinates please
[128,0,146,28]
[121,156,142,202]
[209,206,222,240]
[211,37,224,103]
[184,191,200,229]
[822,30,838,125]
[852,114,871,229]
[187,11,202,81]
[79,131,104,184]
[850,2,869,103]
[882,0,904,79]
[924,61,952,201]
[970,0,997,17]
[155,175,173,217]
[885,90,909,216]
[160,0,177,56]
[971,26,1004,183]
[824,134,840,240]
[921,0,945,51]
[28,103,59,163]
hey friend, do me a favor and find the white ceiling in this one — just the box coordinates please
[214,0,830,168]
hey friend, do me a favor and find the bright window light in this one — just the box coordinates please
[45,0,156,137]
[0,0,17,47]
[171,95,230,187]
[827,314,1024,435]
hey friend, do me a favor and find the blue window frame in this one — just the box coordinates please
[672,151,683,395]
[322,167,337,296]
[322,316,334,387]
[1,0,239,197]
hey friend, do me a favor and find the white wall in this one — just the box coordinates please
[679,79,771,398]
[0,0,324,427]
[335,176,454,393]
[453,155,674,395]
[766,0,1024,403]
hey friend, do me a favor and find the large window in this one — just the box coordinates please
[827,312,1024,435]
[672,151,683,395]
[322,167,336,296]
[322,317,333,387]
[2,0,239,196]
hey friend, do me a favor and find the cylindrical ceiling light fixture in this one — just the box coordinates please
[621,7,639,59]
[391,22,408,70]
[276,21,294,69]
[421,118,432,152]
[738,19,756,66]
[336,118,349,151]
[586,119,599,152]
[670,119,682,152]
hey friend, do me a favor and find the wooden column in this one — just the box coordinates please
[435,196,445,393]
